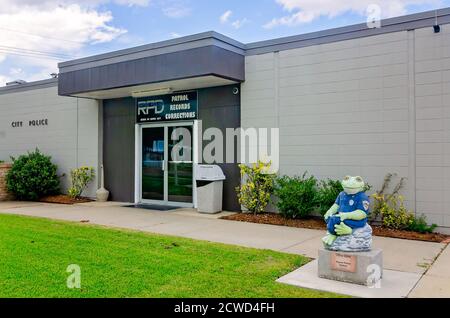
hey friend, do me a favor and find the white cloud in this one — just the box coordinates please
[231,18,249,29]
[220,10,249,29]
[265,0,443,28]
[2,0,150,9]
[170,32,182,38]
[0,1,138,83]
[114,0,150,6]
[220,10,233,24]
[0,74,10,86]
[162,1,191,18]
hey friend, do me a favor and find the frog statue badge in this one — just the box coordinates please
[322,176,373,252]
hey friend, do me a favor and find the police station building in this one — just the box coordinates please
[1,8,450,232]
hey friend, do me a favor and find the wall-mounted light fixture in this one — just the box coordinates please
[131,87,173,98]
[434,10,441,33]
[434,24,441,33]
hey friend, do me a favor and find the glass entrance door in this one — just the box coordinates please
[141,123,194,206]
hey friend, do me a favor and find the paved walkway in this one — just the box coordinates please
[0,201,448,297]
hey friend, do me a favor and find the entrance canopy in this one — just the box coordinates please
[57,32,245,99]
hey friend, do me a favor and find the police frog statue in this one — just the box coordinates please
[322,176,373,252]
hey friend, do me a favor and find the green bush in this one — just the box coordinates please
[274,173,318,219]
[6,149,60,201]
[408,215,437,234]
[316,179,343,216]
[236,161,275,214]
[68,167,95,199]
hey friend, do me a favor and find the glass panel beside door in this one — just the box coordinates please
[140,123,194,206]
[142,127,165,201]
[168,126,193,203]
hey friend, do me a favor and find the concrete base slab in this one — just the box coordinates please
[277,260,421,298]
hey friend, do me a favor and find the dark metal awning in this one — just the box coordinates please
[58,32,245,99]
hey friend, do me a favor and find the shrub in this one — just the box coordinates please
[408,215,437,234]
[372,194,414,230]
[274,173,318,219]
[236,161,275,214]
[68,167,95,199]
[371,173,406,221]
[6,149,60,201]
[316,179,343,216]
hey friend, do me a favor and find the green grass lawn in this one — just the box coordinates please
[0,214,341,298]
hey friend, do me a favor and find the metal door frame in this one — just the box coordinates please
[135,121,197,208]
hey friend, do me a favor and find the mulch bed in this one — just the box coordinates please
[39,195,93,205]
[221,213,450,244]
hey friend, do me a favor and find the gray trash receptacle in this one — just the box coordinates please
[196,165,226,214]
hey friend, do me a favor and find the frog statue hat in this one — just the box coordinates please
[322,176,371,248]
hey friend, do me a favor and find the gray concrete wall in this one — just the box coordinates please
[0,85,99,197]
[414,26,450,228]
[241,25,450,229]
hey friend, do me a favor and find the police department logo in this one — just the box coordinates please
[349,200,354,206]
[363,201,370,211]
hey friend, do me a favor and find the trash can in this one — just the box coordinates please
[196,165,226,214]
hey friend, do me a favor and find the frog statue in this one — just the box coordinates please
[322,176,373,252]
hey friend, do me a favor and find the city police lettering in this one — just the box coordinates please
[29,119,48,127]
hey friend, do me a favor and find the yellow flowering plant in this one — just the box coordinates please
[371,193,414,230]
[68,166,95,199]
[235,161,275,215]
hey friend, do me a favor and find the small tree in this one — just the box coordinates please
[68,167,95,199]
[236,161,275,215]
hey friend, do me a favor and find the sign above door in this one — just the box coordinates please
[136,91,198,124]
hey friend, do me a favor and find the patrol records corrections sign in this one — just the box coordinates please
[136,91,198,123]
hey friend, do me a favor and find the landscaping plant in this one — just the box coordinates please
[68,167,95,199]
[236,161,275,214]
[372,193,414,230]
[408,215,437,234]
[274,172,318,219]
[371,173,406,222]
[371,173,437,233]
[316,179,343,216]
[6,149,60,201]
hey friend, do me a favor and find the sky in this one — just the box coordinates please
[0,0,449,86]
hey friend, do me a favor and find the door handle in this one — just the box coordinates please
[162,160,165,171]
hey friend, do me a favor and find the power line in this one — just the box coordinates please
[0,26,86,45]
[0,50,66,61]
[0,45,76,59]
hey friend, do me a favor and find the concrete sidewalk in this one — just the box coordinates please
[0,201,448,297]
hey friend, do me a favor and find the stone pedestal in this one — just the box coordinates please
[0,163,14,201]
[318,248,383,286]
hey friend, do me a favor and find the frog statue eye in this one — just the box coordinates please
[355,176,363,182]
[343,176,351,181]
